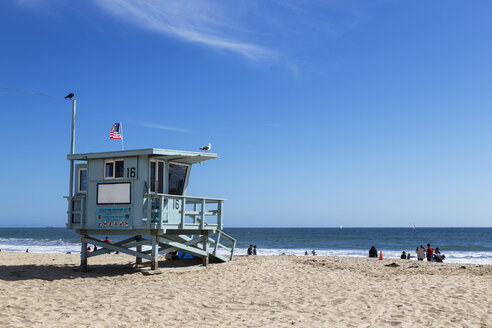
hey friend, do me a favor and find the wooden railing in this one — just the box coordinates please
[209,229,237,261]
[64,195,86,229]
[143,193,225,230]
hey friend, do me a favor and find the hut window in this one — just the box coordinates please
[78,168,87,193]
[150,160,164,193]
[168,163,189,195]
[104,160,124,179]
[97,182,131,204]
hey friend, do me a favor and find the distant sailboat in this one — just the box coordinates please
[339,224,343,230]
[412,223,416,229]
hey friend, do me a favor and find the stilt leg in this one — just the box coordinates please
[151,235,159,271]
[81,235,88,271]
[202,232,209,266]
[136,235,143,267]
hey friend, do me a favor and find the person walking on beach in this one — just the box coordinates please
[253,245,257,255]
[247,245,253,255]
[426,243,434,262]
[416,245,425,261]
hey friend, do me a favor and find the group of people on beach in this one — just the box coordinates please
[369,243,445,262]
[407,243,445,262]
[247,245,257,255]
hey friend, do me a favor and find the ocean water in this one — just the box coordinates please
[1,227,491,264]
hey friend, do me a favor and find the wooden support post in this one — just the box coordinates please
[136,235,143,266]
[202,231,209,266]
[80,235,88,271]
[151,235,160,271]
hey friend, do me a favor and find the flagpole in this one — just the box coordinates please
[120,122,124,150]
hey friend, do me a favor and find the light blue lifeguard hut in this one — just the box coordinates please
[64,100,235,271]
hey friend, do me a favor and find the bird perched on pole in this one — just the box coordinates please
[64,93,74,100]
[200,143,211,152]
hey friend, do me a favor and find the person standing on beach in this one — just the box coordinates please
[253,245,257,255]
[247,245,253,255]
[426,243,433,261]
[416,245,425,261]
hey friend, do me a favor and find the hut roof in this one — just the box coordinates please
[67,148,217,164]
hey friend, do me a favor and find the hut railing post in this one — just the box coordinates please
[200,199,206,230]
[159,195,164,227]
[180,196,186,229]
[146,196,152,227]
[217,200,223,229]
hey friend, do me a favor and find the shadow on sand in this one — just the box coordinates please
[0,258,204,282]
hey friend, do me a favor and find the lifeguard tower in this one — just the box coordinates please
[66,148,236,271]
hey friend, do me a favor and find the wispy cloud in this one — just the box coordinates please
[132,121,192,134]
[17,0,366,66]
[95,0,275,60]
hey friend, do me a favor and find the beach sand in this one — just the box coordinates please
[1,252,491,327]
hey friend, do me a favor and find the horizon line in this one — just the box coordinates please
[1,226,491,229]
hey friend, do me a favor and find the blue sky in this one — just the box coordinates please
[1,0,492,227]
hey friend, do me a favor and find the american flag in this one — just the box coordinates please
[109,123,122,139]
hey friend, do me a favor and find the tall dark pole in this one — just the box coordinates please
[69,99,76,199]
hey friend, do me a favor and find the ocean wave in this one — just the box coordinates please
[2,239,492,265]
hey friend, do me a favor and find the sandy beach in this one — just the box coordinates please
[1,252,491,328]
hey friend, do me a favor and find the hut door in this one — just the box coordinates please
[150,160,165,194]
[149,160,165,223]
